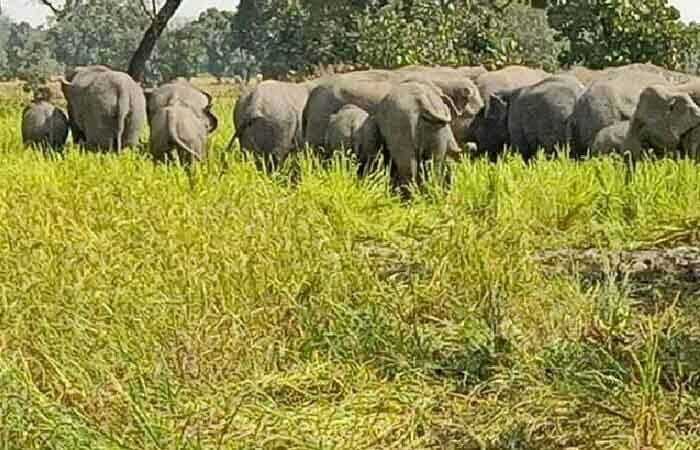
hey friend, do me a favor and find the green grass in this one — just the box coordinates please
[1,93,700,449]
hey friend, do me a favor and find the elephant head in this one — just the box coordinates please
[633,84,700,152]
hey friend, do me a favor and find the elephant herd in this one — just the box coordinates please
[22,65,218,164]
[232,62,700,190]
[20,62,700,193]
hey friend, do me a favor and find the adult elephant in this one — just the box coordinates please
[568,70,667,157]
[303,70,400,152]
[304,68,482,153]
[61,65,146,151]
[398,66,483,145]
[508,75,585,161]
[466,66,549,159]
[624,84,700,160]
[230,79,319,165]
[374,80,460,195]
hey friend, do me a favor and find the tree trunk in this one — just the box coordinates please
[128,0,183,83]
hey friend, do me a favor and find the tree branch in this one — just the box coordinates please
[137,0,155,18]
[37,0,62,15]
[128,0,183,83]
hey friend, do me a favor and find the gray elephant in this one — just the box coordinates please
[398,67,484,145]
[149,104,208,164]
[467,66,548,159]
[304,68,482,152]
[324,104,382,173]
[559,63,697,88]
[303,70,401,151]
[231,79,318,165]
[144,78,218,132]
[569,70,667,157]
[507,75,585,160]
[625,84,700,160]
[21,101,69,150]
[61,65,146,151]
[681,127,700,161]
[473,66,548,106]
[590,121,630,156]
[374,80,459,195]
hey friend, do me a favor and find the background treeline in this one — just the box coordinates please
[1,0,699,89]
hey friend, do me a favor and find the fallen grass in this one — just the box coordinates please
[0,95,700,449]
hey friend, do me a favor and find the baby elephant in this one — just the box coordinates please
[21,101,69,150]
[149,103,208,164]
[324,104,382,174]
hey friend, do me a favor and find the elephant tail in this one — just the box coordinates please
[116,89,131,151]
[167,109,199,162]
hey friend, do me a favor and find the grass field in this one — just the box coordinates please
[1,85,700,449]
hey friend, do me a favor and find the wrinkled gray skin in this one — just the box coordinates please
[398,67,483,145]
[144,78,218,133]
[507,75,585,160]
[374,81,459,194]
[21,101,69,150]
[473,66,549,106]
[676,81,700,160]
[590,121,630,156]
[303,70,401,151]
[467,66,548,159]
[304,68,482,152]
[681,127,700,161]
[149,104,208,164]
[324,104,382,172]
[559,63,698,87]
[61,65,146,151]
[569,71,667,157]
[624,84,700,160]
[232,79,318,164]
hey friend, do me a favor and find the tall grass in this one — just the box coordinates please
[0,93,699,449]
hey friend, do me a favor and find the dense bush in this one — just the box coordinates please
[548,0,700,70]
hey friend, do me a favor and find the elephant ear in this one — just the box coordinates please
[486,94,508,122]
[420,89,452,126]
[441,94,461,120]
[204,107,219,134]
[60,78,73,96]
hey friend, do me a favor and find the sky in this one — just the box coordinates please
[1,0,699,26]
[2,0,238,25]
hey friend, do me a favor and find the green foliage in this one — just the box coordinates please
[0,15,10,78]
[353,0,557,70]
[548,0,699,70]
[146,25,203,86]
[189,8,237,80]
[48,0,149,71]
[231,0,371,78]
[3,22,59,97]
[505,4,564,73]
[1,93,700,447]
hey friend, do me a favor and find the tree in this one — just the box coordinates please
[146,23,203,85]
[127,0,183,82]
[48,0,148,71]
[190,8,236,81]
[354,0,527,70]
[547,0,698,70]
[36,0,183,82]
[0,14,10,78]
[4,21,59,95]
